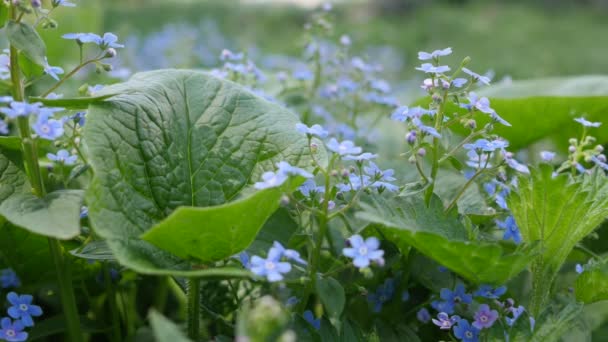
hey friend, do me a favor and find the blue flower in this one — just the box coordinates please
[431,300,455,314]
[43,59,64,81]
[496,216,522,244]
[417,308,431,323]
[336,174,372,192]
[364,162,396,182]
[0,119,8,135]
[574,117,601,128]
[506,305,525,326]
[80,206,88,219]
[32,112,64,140]
[62,32,103,44]
[303,310,321,330]
[98,33,124,49]
[52,0,76,7]
[367,278,395,312]
[0,318,28,342]
[7,292,43,327]
[249,248,292,282]
[432,312,459,330]
[474,285,507,299]
[254,171,288,190]
[575,264,584,274]
[591,155,608,171]
[342,234,384,269]
[418,48,452,60]
[271,241,307,265]
[0,101,42,118]
[390,106,435,122]
[370,79,391,93]
[506,157,530,174]
[462,67,491,85]
[462,92,493,114]
[440,283,473,308]
[343,152,378,162]
[326,138,362,156]
[466,150,492,169]
[293,68,313,81]
[473,304,498,329]
[454,319,480,342]
[237,252,250,268]
[415,63,450,74]
[464,139,508,152]
[295,123,328,138]
[276,161,313,178]
[298,179,325,197]
[370,181,399,193]
[401,290,410,302]
[412,118,441,138]
[0,269,20,289]
[452,78,468,88]
[220,49,244,62]
[540,151,556,162]
[47,150,77,165]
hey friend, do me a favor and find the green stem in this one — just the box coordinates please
[104,264,121,341]
[8,6,83,341]
[424,89,449,206]
[187,278,201,341]
[41,57,103,98]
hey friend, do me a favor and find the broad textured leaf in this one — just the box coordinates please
[148,310,192,342]
[0,147,28,202]
[575,258,608,304]
[7,21,47,66]
[510,303,584,342]
[0,190,83,239]
[356,194,537,284]
[316,276,345,322]
[413,76,608,149]
[509,166,608,314]
[84,70,322,275]
[434,170,490,217]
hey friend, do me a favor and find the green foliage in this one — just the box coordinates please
[7,20,47,67]
[31,94,119,109]
[511,303,584,342]
[84,69,321,274]
[315,276,345,325]
[357,194,537,284]
[149,309,192,342]
[509,166,608,314]
[575,258,608,304]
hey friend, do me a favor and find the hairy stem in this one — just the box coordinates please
[187,278,201,341]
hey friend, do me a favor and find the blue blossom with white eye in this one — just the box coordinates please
[52,0,76,7]
[0,269,20,289]
[98,33,124,49]
[474,285,507,299]
[432,312,460,330]
[271,241,307,265]
[415,63,450,74]
[0,101,42,118]
[418,48,452,60]
[370,180,399,193]
[303,310,321,330]
[473,304,498,329]
[367,278,395,312]
[47,150,77,165]
[0,119,8,135]
[462,93,511,126]
[32,112,64,140]
[574,117,601,127]
[248,247,292,282]
[364,161,396,182]
[0,318,28,342]
[575,264,584,274]
[276,161,313,178]
[7,292,43,327]
[342,152,378,162]
[466,150,492,169]
[298,179,325,197]
[412,118,441,138]
[453,319,480,342]
[342,234,384,269]
[437,283,473,314]
[295,123,328,138]
[254,171,288,190]
[505,157,530,174]
[540,151,556,162]
[326,138,362,156]
[497,216,521,244]
[336,174,371,192]
[462,67,491,85]
[464,139,508,152]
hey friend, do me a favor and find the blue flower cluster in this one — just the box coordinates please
[240,241,306,282]
[0,269,43,342]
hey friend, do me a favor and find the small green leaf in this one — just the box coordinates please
[30,94,118,109]
[0,190,83,239]
[7,20,47,67]
[0,2,8,29]
[316,276,345,323]
[357,194,537,284]
[0,136,21,150]
[148,309,192,342]
[575,258,608,304]
[19,53,44,79]
[84,70,323,275]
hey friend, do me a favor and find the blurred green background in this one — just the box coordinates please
[43,0,608,82]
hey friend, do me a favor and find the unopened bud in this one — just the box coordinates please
[595,145,604,153]
[279,195,290,206]
[461,56,472,66]
[405,130,417,145]
[568,138,577,145]
[310,142,318,153]
[417,148,426,157]
[105,48,117,58]
[102,63,113,72]
[43,19,58,29]
[408,155,416,164]
[568,145,577,154]
[31,0,41,8]
[340,169,349,178]
[330,169,339,177]
[466,119,477,130]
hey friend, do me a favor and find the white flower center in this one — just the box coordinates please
[466,331,473,338]
[358,246,368,255]
[19,304,28,311]
[480,315,488,322]
[6,329,15,337]
[41,125,50,133]
[265,261,275,270]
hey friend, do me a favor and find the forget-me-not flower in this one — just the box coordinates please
[0,119,8,135]
[0,269,20,289]
[415,63,450,74]
[7,292,43,327]
[432,312,460,330]
[417,308,431,323]
[574,117,601,128]
[249,248,292,282]
[326,138,362,156]
[453,319,480,342]
[295,123,328,138]
[462,67,491,85]
[474,285,507,299]
[497,216,522,244]
[271,241,307,265]
[32,112,64,141]
[473,304,498,329]
[303,310,321,330]
[342,234,384,269]
[418,47,452,60]
[47,150,78,165]
[0,318,28,342]
[367,278,395,312]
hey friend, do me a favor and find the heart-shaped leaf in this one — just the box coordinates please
[84,70,323,275]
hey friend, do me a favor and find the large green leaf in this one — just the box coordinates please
[356,194,536,284]
[148,310,192,342]
[509,166,608,314]
[575,258,608,304]
[0,146,28,201]
[7,21,47,67]
[413,76,608,150]
[84,70,322,275]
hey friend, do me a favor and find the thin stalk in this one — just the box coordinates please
[9,5,83,341]
[41,56,103,97]
[424,89,449,205]
[104,264,121,341]
[187,278,201,341]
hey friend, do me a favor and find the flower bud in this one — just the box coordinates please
[598,154,607,163]
[279,195,290,207]
[568,138,577,145]
[408,155,416,164]
[405,130,416,145]
[309,142,318,153]
[104,48,117,58]
[431,93,442,104]
[417,148,426,157]
[341,169,349,178]
[101,63,113,72]
[595,145,604,153]
[466,119,477,130]
[568,145,576,154]
[43,19,58,29]
[461,56,472,66]
[330,169,339,177]
[31,0,41,7]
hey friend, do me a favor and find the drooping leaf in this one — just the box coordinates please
[30,93,119,109]
[84,70,323,275]
[575,258,608,304]
[509,166,608,314]
[70,240,116,261]
[148,309,192,342]
[356,194,537,284]
[316,276,345,323]
[7,20,47,67]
